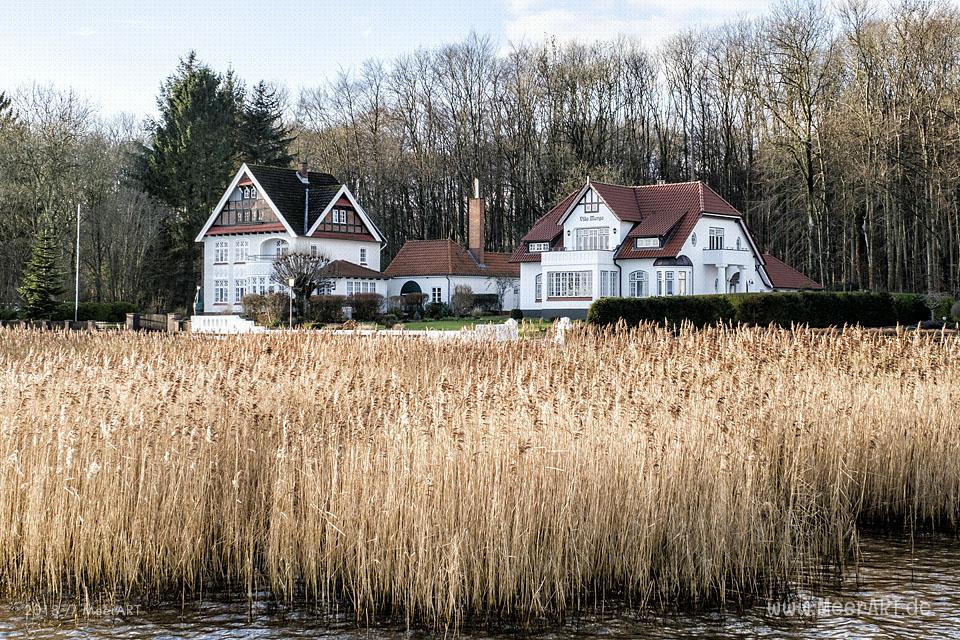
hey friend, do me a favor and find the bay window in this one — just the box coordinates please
[548,271,592,298]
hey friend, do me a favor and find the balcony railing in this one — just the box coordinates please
[702,247,752,267]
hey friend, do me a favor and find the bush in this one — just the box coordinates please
[589,291,906,329]
[379,313,399,327]
[952,301,960,322]
[470,307,484,318]
[308,295,346,324]
[509,308,524,320]
[426,302,451,319]
[451,286,474,316]
[349,293,383,321]
[52,301,137,323]
[892,293,928,326]
[472,294,501,314]
[242,293,288,326]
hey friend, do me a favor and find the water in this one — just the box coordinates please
[3,533,958,639]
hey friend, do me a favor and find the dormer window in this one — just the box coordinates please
[635,237,660,249]
[331,209,348,224]
[529,242,550,253]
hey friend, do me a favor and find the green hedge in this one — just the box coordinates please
[50,301,137,323]
[588,292,930,329]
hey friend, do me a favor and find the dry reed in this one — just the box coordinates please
[0,324,957,626]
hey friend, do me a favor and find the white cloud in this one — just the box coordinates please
[503,0,770,50]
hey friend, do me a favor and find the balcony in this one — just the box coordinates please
[702,247,752,267]
[541,249,616,267]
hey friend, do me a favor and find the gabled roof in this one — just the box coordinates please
[384,239,519,278]
[513,180,745,263]
[246,165,338,236]
[761,254,823,290]
[317,260,389,280]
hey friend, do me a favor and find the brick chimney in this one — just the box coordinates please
[297,160,309,183]
[468,178,485,265]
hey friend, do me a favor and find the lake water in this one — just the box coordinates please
[3,532,958,639]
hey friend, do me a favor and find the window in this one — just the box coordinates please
[629,271,647,297]
[234,240,248,263]
[677,271,688,296]
[315,281,334,295]
[548,271,592,298]
[600,270,618,297]
[634,237,659,249]
[214,279,228,303]
[534,274,542,302]
[582,189,601,213]
[331,209,348,224]
[234,278,246,303]
[691,232,697,246]
[347,280,376,295]
[665,271,674,296]
[255,276,267,295]
[709,227,724,250]
[431,287,442,304]
[275,240,288,258]
[529,242,550,253]
[310,245,318,257]
[359,247,368,265]
[657,271,663,296]
[574,227,610,251]
[214,241,228,264]
[736,237,742,250]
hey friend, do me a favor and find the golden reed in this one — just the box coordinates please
[0,325,957,626]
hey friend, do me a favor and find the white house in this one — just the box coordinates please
[194,162,386,313]
[512,179,821,318]
[384,185,520,310]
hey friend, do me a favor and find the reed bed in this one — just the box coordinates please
[0,324,957,626]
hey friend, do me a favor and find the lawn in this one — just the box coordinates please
[392,315,553,336]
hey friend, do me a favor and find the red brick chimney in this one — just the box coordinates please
[468,178,485,265]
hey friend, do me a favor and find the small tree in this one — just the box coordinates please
[271,251,333,323]
[18,220,64,319]
[494,276,515,311]
[451,285,474,316]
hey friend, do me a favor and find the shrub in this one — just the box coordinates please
[308,295,346,324]
[451,286,474,316]
[379,313,399,327]
[509,308,524,321]
[472,294,501,314]
[951,301,960,322]
[426,302,451,319]
[349,293,383,322]
[242,293,288,327]
[892,293,928,326]
[470,307,484,319]
[588,294,735,328]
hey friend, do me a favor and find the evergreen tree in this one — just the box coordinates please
[17,219,63,319]
[137,52,244,310]
[0,91,11,122]
[241,81,295,167]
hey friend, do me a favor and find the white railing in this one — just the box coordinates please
[701,247,752,267]
[541,249,616,267]
[190,315,266,334]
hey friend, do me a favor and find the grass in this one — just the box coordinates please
[0,324,957,627]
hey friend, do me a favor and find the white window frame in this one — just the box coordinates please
[574,227,610,251]
[657,271,663,296]
[359,247,368,265]
[275,240,288,258]
[677,270,688,296]
[709,227,724,250]
[634,237,659,249]
[310,245,319,257]
[529,242,550,253]
[234,240,249,263]
[534,274,542,302]
[629,271,647,297]
[214,279,228,304]
[665,271,675,296]
[234,278,246,303]
[548,271,592,298]
[431,287,442,304]
[214,241,228,264]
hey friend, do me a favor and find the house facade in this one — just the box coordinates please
[512,180,820,318]
[384,188,520,310]
[195,162,385,313]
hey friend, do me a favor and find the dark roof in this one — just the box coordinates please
[246,165,338,236]
[306,185,343,231]
[761,254,823,290]
[317,260,388,279]
[513,180,743,263]
[384,239,519,278]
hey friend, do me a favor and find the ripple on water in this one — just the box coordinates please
[2,533,959,639]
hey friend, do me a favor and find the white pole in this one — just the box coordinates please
[74,203,81,323]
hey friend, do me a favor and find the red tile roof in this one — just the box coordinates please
[317,260,388,279]
[761,254,823,290]
[384,239,519,278]
[513,180,742,263]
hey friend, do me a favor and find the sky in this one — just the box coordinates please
[1,0,779,119]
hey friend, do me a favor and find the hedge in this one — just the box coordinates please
[50,301,137,323]
[588,291,931,329]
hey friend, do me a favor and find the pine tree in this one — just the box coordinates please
[241,81,295,167]
[18,220,64,319]
[137,52,244,310]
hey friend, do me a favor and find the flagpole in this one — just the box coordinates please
[74,203,80,323]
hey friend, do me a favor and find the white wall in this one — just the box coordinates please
[385,275,519,311]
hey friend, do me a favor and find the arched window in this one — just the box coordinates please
[241,187,250,199]
[629,271,647,297]
[534,274,542,302]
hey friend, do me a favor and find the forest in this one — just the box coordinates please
[1,0,959,312]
